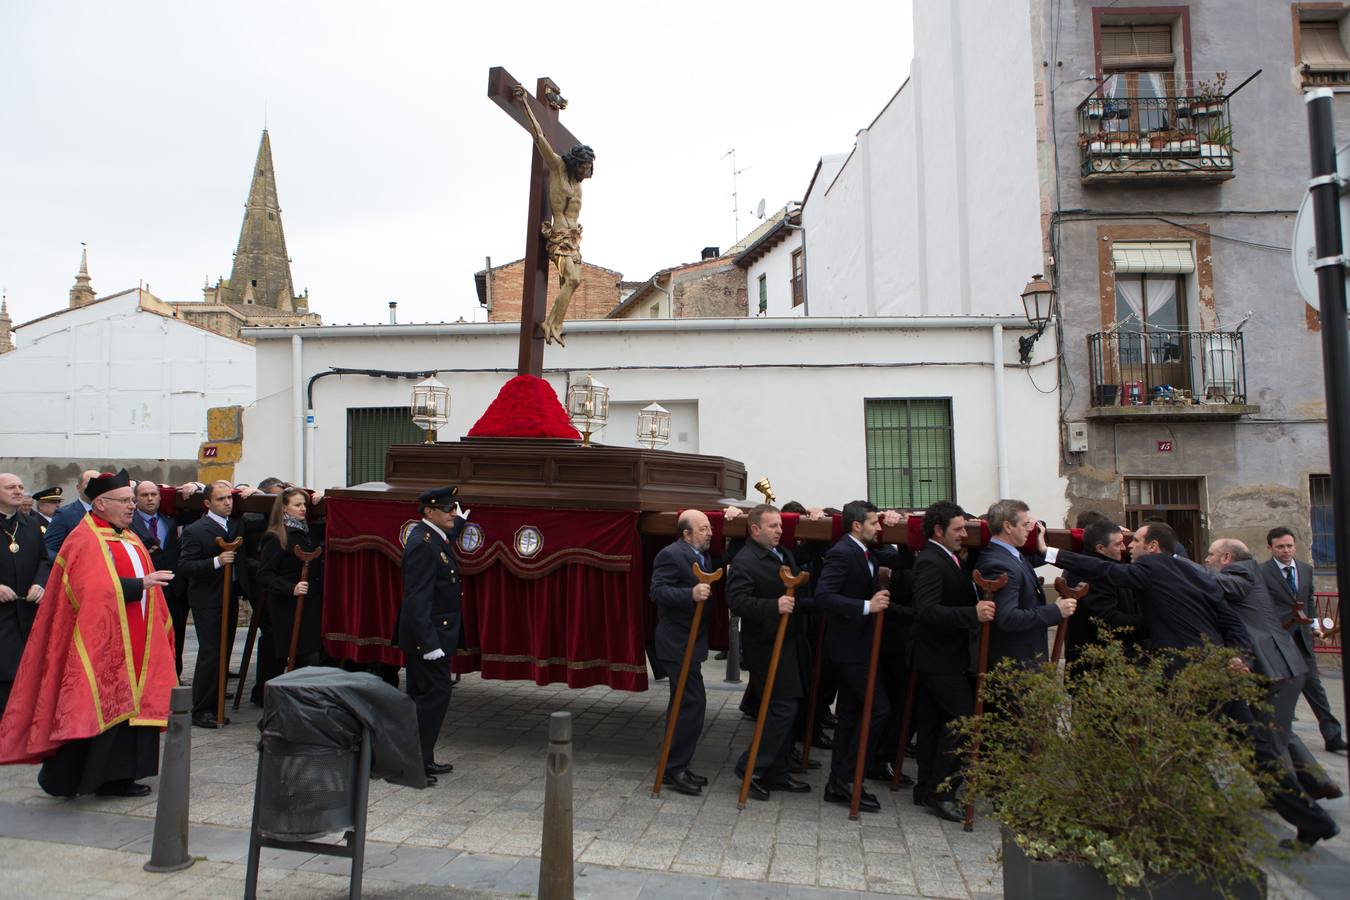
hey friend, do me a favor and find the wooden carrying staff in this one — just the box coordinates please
[232,595,265,712]
[1050,577,1089,664]
[738,566,811,809]
[964,570,1007,831]
[799,614,828,770]
[888,670,919,791]
[848,565,891,820]
[215,536,244,727]
[651,561,723,797]
[288,545,322,671]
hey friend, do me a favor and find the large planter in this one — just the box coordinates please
[1001,830,1266,900]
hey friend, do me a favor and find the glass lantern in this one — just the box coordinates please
[566,373,609,447]
[410,375,450,444]
[636,402,671,449]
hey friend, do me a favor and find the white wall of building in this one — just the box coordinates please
[804,0,1042,319]
[1,291,255,459]
[239,319,1067,523]
[745,228,805,318]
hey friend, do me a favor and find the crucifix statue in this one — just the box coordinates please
[488,67,595,375]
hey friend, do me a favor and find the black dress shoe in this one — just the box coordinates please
[789,747,822,772]
[823,779,880,813]
[685,770,708,787]
[925,795,964,823]
[192,714,229,728]
[1326,736,1349,753]
[1308,781,1344,800]
[767,776,811,793]
[424,773,438,786]
[425,761,453,775]
[662,771,702,796]
[867,762,903,782]
[745,777,771,802]
[95,780,151,798]
[1281,822,1340,851]
[812,731,834,750]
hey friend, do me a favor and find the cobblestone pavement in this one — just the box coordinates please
[0,625,1347,898]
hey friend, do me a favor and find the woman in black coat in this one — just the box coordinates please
[256,488,325,669]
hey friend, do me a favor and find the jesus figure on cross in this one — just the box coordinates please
[511,84,595,346]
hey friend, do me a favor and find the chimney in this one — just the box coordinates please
[388,301,398,325]
[701,246,720,261]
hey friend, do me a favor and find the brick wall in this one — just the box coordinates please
[484,259,622,323]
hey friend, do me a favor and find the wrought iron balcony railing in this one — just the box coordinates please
[1077,93,1235,182]
[1087,330,1248,408]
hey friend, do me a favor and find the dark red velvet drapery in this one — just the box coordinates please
[324,498,648,691]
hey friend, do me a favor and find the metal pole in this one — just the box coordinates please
[538,711,574,900]
[1304,88,1350,791]
[724,614,742,684]
[144,685,194,872]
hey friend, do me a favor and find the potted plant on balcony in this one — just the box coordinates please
[954,640,1277,900]
[1086,97,1105,119]
[1201,123,1235,163]
[1106,131,1125,154]
[1147,129,1168,153]
[1193,72,1228,117]
[1081,132,1107,155]
[1119,131,1140,153]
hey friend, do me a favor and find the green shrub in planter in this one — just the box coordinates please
[952,639,1279,899]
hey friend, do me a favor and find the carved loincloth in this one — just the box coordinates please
[543,222,583,263]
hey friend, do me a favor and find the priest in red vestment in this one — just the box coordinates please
[0,470,177,797]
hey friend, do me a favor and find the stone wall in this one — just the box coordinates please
[484,259,623,323]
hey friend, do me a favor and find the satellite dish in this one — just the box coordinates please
[755,198,766,219]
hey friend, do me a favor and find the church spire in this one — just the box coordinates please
[0,295,13,354]
[221,129,296,309]
[69,244,96,308]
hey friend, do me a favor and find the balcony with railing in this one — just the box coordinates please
[1085,330,1258,420]
[1077,93,1236,184]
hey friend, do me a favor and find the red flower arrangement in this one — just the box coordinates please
[467,374,581,440]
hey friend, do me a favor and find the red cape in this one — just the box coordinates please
[0,514,177,764]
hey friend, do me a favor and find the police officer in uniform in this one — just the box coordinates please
[1,473,52,716]
[397,486,467,785]
[31,487,62,535]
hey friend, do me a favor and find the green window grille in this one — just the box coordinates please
[346,406,423,486]
[758,274,768,314]
[864,398,955,508]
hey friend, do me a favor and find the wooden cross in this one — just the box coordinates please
[488,66,582,378]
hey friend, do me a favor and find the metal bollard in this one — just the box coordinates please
[144,685,194,872]
[538,711,574,900]
[724,615,742,684]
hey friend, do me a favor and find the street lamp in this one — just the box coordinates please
[566,374,609,447]
[1018,274,1057,366]
[410,376,450,444]
[636,402,671,449]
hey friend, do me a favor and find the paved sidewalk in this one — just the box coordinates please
[0,625,1346,898]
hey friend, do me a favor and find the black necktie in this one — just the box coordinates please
[1284,565,1297,592]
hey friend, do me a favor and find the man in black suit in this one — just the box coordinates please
[177,480,243,727]
[0,473,52,717]
[1063,519,1145,662]
[1047,522,1340,850]
[908,501,993,822]
[650,507,726,797]
[1263,527,1345,753]
[397,486,466,785]
[43,469,101,557]
[815,500,892,813]
[975,499,1075,667]
[728,504,812,800]
[871,532,915,784]
[131,479,187,677]
[1205,539,1342,801]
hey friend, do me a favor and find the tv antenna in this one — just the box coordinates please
[722,148,751,243]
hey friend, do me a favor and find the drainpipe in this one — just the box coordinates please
[992,324,1010,498]
[649,273,673,317]
[291,334,304,486]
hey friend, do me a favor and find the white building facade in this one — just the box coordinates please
[238,318,1066,521]
[0,288,255,461]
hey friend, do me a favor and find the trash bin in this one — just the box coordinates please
[243,668,425,900]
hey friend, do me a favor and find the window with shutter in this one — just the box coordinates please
[1299,19,1350,86]
[346,407,423,486]
[1101,24,1175,71]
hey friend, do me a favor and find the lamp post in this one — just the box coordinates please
[410,376,450,444]
[566,374,609,447]
[636,402,671,450]
[1018,274,1057,365]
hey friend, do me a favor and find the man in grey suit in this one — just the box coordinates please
[1206,540,1342,800]
[1263,527,1346,753]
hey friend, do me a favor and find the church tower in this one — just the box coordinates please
[0,296,13,353]
[69,245,96,308]
[220,130,298,310]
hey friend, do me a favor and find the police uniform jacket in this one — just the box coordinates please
[0,511,52,680]
[397,519,464,657]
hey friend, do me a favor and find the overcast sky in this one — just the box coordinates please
[0,1,914,328]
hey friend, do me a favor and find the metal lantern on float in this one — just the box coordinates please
[410,375,450,444]
[566,373,609,447]
[636,402,671,449]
